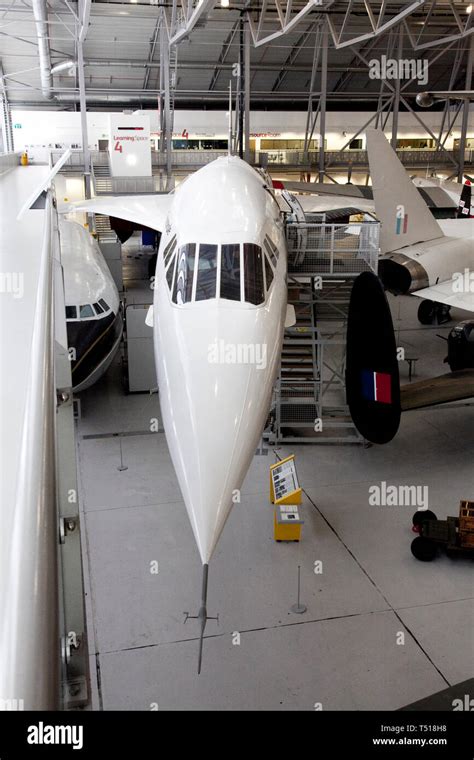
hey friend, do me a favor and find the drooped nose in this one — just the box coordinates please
[156,304,283,563]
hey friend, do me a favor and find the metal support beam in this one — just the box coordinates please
[238,15,244,159]
[458,34,474,182]
[208,20,239,92]
[271,20,317,93]
[143,16,161,91]
[76,40,90,198]
[0,61,14,152]
[160,10,172,190]
[391,26,403,148]
[318,21,328,182]
[244,18,250,164]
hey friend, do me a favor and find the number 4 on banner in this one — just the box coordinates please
[114,141,122,153]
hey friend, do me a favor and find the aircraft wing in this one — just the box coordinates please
[411,280,474,313]
[278,180,457,210]
[278,181,374,200]
[288,193,375,215]
[401,369,474,411]
[65,194,172,232]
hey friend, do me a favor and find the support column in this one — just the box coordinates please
[160,11,172,190]
[77,40,91,198]
[391,26,403,149]
[0,62,14,153]
[458,35,474,182]
[244,16,250,163]
[318,21,328,182]
[238,14,244,159]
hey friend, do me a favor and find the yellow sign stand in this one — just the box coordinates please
[270,455,303,542]
[270,454,302,505]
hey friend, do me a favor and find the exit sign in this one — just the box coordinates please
[14,123,22,128]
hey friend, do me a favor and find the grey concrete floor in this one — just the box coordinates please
[76,250,474,710]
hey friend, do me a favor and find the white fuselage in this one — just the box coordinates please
[60,218,122,391]
[153,156,287,563]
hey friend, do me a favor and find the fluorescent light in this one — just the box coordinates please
[467,4,473,11]
[221,0,230,6]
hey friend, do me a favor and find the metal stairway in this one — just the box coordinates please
[266,215,380,444]
[92,162,112,194]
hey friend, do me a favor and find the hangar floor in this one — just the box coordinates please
[76,247,474,711]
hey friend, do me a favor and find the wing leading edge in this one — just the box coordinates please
[65,194,172,233]
[412,280,474,313]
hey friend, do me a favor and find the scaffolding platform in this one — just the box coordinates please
[266,214,379,445]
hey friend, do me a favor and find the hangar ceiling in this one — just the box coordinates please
[0,0,472,109]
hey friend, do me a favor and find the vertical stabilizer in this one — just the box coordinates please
[365,128,443,254]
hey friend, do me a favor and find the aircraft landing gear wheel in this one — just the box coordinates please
[411,536,437,561]
[412,510,437,532]
[436,304,451,324]
[417,300,451,325]
[418,299,436,325]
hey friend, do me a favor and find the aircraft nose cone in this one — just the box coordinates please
[155,303,284,563]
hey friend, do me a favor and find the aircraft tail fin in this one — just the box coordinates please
[365,128,443,254]
[346,272,401,444]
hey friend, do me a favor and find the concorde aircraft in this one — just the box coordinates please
[59,218,123,392]
[70,156,294,670]
[365,128,474,325]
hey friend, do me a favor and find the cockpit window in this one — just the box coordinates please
[163,234,177,268]
[243,244,265,305]
[195,244,218,302]
[166,253,176,290]
[79,304,94,318]
[93,302,104,314]
[165,241,270,306]
[172,244,196,305]
[264,256,274,292]
[99,298,109,312]
[65,305,77,320]
[264,236,278,267]
[220,244,241,301]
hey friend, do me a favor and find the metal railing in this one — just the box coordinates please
[0,191,60,709]
[257,148,473,167]
[286,220,379,275]
[50,149,108,168]
[152,149,229,166]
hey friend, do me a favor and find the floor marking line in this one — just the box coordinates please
[303,487,451,688]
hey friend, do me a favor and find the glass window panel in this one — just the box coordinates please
[265,256,274,293]
[79,304,94,318]
[172,244,196,305]
[65,305,77,320]
[243,244,265,305]
[93,302,104,314]
[166,253,176,291]
[99,298,109,311]
[264,236,278,267]
[163,234,177,268]
[195,244,218,302]
[220,244,241,301]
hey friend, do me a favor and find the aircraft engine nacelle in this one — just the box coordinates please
[446,321,474,372]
